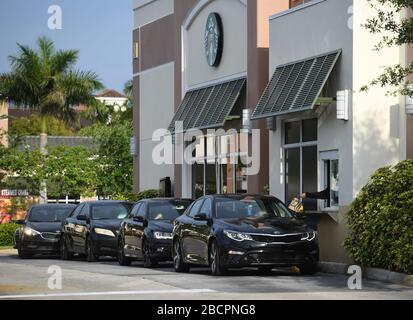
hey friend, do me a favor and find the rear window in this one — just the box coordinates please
[91,203,131,220]
[148,200,191,221]
[28,206,75,222]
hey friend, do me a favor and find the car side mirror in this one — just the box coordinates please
[77,214,88,221]
[194,213,209,221]
[133,216,145,223]
[14,219,25,225]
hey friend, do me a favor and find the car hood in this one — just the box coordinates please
[149,220,173,232]
[26,222,62,233]
[216,217,310,234]
[92,219,122,231]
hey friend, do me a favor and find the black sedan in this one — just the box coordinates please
[172,195,319,276]
[14,204,76,258]
[117,198,192,267]
[60,201,132,262]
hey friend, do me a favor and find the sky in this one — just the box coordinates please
[0,0,133,93]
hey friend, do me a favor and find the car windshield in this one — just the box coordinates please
[28,206,75,222]
[148,201,191,221]
[214,197,293,219]
[91,203,131,220]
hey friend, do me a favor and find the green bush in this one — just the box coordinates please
[112,189,161,202]
[344,160,413,274]
[0,223,19,247]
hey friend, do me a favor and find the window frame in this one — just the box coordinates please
[188,199,204,218]
[320,150,340,211]
[282,118,318,209]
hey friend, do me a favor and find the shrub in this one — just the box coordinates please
[112,189,161,202]
[0,223,19,247]
[344,160,413,274]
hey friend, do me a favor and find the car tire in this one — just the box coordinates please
[117,238,131,266]
[209,240,227,276]
[60,235,73,260]
[300,263,318,275]
[18,246,32,259]
[142,240,158,268]
[86,237,98,262]
[173,239,190,273]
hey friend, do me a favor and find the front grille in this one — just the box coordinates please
[41,232,59,240]
[251,252,306,263]
[251,234,302,244]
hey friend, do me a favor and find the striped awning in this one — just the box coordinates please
[168,78,246,134]
[251,50,341,119]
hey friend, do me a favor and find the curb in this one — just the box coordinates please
[318,261,413,287]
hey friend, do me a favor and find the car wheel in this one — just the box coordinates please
[60,235,73,260]
[142,240,158,268]
[117,238,131,266]
[18,245,32,259]
[300,263,318,275]
[86,237,98,262]
[172,239,190,273]
[209,240,227,276]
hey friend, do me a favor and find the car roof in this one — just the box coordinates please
[81,200,132,205]
[142,198,193,203]
[202,194,278,200]
[32,204,77,208]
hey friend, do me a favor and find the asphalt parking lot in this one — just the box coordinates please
[0,250,412,300]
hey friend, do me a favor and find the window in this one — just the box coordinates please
[199,198,212,216]
[284,119,318,211]
[80,204,89,217]
[188,199,204,218]
[290,0,313,9]
[320,151,340,209]
[137,203,147,218]
[131,203,142,218]
[192,133,246,198]
[70,204,84,218]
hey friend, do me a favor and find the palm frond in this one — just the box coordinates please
[51,49,79,74]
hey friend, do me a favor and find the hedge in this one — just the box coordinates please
[344,160,413,274]
[0,223,19,247]
[112,189,161,202]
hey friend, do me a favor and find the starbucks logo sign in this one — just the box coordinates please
[204,13,223,67]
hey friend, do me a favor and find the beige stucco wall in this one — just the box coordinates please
[183,0,247,90]
[0,100,8,147]
[352,0,405,196]
[139,63,175,191]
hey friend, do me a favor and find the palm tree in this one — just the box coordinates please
[0,36,103,202]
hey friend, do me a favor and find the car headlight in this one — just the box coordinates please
[224,230,253,242]
[301,231,317,241]
[23,227,41,237]
[154,232,173,240]
[94,228,115,237]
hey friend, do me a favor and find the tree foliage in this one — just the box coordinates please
[0,145,98,198]
[44,146,98,198]
[344,160,413,274]
[0,37,103,124]
[9,114,74,136]
[79,114,133,197]
[362,0,413,95]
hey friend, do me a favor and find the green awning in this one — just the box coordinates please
[251,50,342,120]
[168,78,246,134]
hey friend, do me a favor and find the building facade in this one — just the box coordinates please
[133,0,412,263]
